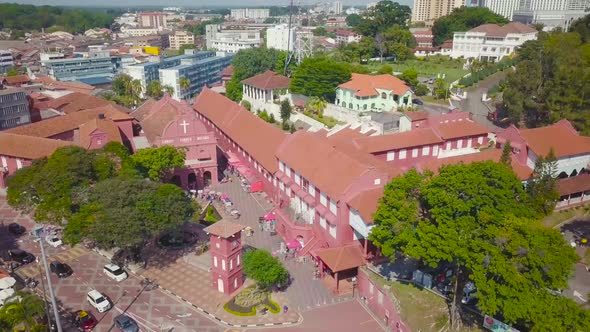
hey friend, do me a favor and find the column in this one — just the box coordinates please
[242,84,246,97]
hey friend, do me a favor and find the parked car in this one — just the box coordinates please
[103,263,128,282]
[49,261,73,278]
[87,290,111,313]
[461,281,477,305]
[7,223,26,236]
[8,249,35,264]
[74,310,97,331]
[114,314,139,332]
[412,98,424,105]
[45,235,63,248]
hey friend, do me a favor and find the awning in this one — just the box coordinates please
[264,212,276,221]
[317,244,365,273]
[286,239,302,249]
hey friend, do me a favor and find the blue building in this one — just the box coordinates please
[41,48,117,85]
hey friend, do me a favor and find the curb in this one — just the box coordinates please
[93,249,303,328]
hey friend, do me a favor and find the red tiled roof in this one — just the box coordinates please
[441,40,453,49]
[204,220,245,238]
[433,120,490,140]
[335,29,358,36]
[33,75,95,95]
[355,128,443,153]
[220,65,234,78]
[338,73,410,97]
[406,111,429,121]
[0,133,74,160]
[519,120,590,158]
[241,71,290,90]
[78,118,123,149]
[193,88,287,173]
[348,187,384,224]
[46,92,112,114]
[469,22,536,37]
[2,75,31,85]
[317,244,365,272]
[557,175,590,196]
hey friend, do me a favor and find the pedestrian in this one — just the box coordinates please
[283,305,288,313]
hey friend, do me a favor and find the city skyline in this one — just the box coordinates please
[0,0,413,8]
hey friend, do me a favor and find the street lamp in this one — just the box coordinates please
[33,225,63,332]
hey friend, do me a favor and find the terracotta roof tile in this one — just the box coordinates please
[0,133,74,159]
[520,120,590,158]
[338,73,410,97]
[355,128,443,153]
[46,92,112,114]
[406,111,429,121]
[2,75,31,85]
[6,104,133,138]
[220,65,234,78]
[317,244,365,272]
[347,187,384,224]
[193,88,287,173]
[33,75,95,94]
[433,120,490,140]
[469,22,536,37]
[241,71,290,90]
[557,175,590,196]
[204,220,245,238]
[78,118,123,149]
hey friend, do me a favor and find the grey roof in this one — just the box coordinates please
[369,111,402,124]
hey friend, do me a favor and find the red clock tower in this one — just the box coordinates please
[204,220,245,295]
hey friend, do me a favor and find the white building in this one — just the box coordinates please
[512,0,590,31]
[205,24,262,53]
[266,24,295,52]
[138,12,169,29]
[230,8,270,20]
[451,22,537,62]
[412,0,466,24]
[332,1,343,15]
[481,0,520,20]
[169,30,195,50]
[0,50,14,74]
[115,13,138,27]
[335,29,361,45]
[121,26,162,37]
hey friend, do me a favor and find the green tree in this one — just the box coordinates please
[132,146,186,181]
[226,48,283,101]
[432,7,509,45]
[526,149,559,215]
[377,64,393,75]
[0,291,47,332]
[312,27,328,36]
[179,77,191,94]
[433,77,449,100]
[179,43,197,54]
[242,249,289,289]
[346,13,362,27]
[280,99,292,123]
[398,68,419,87]
[570,14,590,43]
[241,100,252,111]
[145,80,163,99]
[163,85,174,96]
[370,162,581,330]
[500,140,512,166]
[355,0,411,36]
[289,57,352,102]
[305,96,327,116]
[413,84,429,96]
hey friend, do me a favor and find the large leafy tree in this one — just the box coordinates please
[242,249,289,289]
[355,0,411,36]
[503,30,590,133]
[132,146,186,181]
[369,162,583,331]
[225,48,283,101]
[526,149,559,215]
[289,57,352,102]
[0,291,47,332]
[432,7,509,45]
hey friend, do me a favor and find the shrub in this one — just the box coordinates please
[241,100,251,111]
[269,113,276,123]
[204,205,220,223]
[265,299,281,313]
[235,286,268,307]
[223,302,256,316]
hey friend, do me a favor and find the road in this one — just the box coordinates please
[459,71,507,129]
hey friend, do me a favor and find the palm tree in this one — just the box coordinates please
[163,85,174,96]
[305,96,328,116]
[0,291,47,332]
[130,79,143,103]
[179,77,190,96]
[146,80,163,99]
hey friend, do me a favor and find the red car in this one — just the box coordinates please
[74,310,97,331]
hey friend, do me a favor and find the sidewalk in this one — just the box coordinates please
[139,259,302,328]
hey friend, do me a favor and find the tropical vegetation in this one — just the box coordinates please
[432,7,509,45]
[242,249,289,289]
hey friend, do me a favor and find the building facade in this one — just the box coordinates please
[0,89,31,130]
[41,48,116,83]
[169,30,196,50]
[230,8,270,20]
[512,0,590,30]
[266,24,295,52]
[336,74,413,112]
[205,25,262,53]
[121,26,161,37]
[335,29,362,45]
[451,22,537,61]
[0,50,13,74]
[411,0,466,24]
[138,12,169,29]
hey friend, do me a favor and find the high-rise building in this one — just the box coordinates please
[332,1,343,15]
[230,8,270,20]
[411,0,466,25]
[266,25,295,52]
[482,0,521,20]
[138,12,169,29]
[0,89,31,130]
[512,0,590,30]
[41,47,116,84]
[0,50,13,74]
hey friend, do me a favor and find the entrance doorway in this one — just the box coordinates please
[188,173,197,189]
[217,278,224,293]
[203,171,212,186]
[171,175,181,187]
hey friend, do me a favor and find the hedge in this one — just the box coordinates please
[459,58,519,87]
[223,302,257,316]
[265,299,281,314]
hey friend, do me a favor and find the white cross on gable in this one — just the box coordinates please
[180,120,190,134]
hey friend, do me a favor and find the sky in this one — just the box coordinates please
[1,0,412,8]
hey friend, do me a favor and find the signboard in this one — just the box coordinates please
[483,315,519,332]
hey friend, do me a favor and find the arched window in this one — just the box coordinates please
[342,101,346,107]
[349,103,353,109]
[363,104,367,110]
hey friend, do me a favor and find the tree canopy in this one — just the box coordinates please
[369,162,585,331]
[0,291,47,332]
[225,48,284,102]
[502,28,590,133]
[431,7,509,45]
[354,0,412,36]
[0,3,116,34]
[132,146,186,181]
[242,249,289,289]
[289,57,352,102]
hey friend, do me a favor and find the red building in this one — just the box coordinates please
[132,95,219,189]
[205,221,245,295]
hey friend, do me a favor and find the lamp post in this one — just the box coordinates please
[33,225,63,332]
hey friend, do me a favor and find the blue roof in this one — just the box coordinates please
[77,76,113,85]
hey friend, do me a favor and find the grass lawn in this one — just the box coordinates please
[366,270,484,332]
[365,56,468,83]
[541,209,586,228]
[303,111,344,129]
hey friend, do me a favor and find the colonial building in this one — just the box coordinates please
[132,95,219,189]
[335,73,413,112]
[241,71,290,104]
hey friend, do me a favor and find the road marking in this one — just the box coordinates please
[573,290,587,302]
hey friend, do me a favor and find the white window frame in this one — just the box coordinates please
[412,148,418,158]
[446,142,451,150]
[285,167,291,177]
[477,136,484,145]
[422,146,430,156]
[329,199,337,214]
[457,139,463,149]
[320,216,327,229]
[386,151,395,161]
[320,192,327,206]
[308,183,315,196]
[229,258,233,270]
[399,149,407,159]
[294,173,301,185]
[433,145,439,156]
[1,156,7,168]
[237,254,240,265]
[213,256,218,267]
[279,161,285,172]
[329,224,337,238]
[222,259,226,271]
